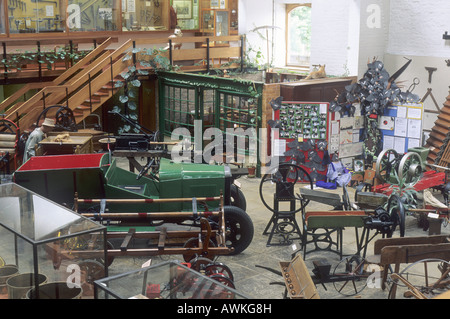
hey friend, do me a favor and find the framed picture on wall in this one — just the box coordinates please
[210,0,220,8]
[353,159,365,172]
[173,0,193,19]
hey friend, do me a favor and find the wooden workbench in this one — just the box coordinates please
[37,133,94,156]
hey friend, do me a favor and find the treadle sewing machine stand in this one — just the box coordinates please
[263,180,303,246]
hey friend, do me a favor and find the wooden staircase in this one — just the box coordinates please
[0,35,244,133]
[425,88,450,166]
[0,37,144,132]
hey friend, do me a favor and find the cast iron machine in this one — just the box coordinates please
[369,147,449,231]
[258,163,313,246]
[258,162,406,255]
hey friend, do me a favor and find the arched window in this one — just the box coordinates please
[286,4,311,67]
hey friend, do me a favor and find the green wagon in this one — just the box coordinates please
[14,153,253,256]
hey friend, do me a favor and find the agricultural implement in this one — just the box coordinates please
[258,163,406,257]
[373,147,448,195]
[257,235,450,299]
[13,153,254,264]
[359,147,449,233]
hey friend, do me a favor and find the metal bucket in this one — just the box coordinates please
[0,265,19,294]
[7,273,48,299]
[26,282,83,299]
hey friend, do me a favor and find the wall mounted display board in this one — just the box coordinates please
[271,101,330,182]
[328,105,364,169]
[379,103,424,154]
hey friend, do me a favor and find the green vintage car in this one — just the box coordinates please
[14,153,253,255]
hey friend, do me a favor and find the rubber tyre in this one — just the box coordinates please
[222,205,254,255]
[230,184,247,211]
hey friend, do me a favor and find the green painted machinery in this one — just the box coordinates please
[14,153,253,255]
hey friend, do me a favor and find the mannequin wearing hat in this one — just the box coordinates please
[23,118,56,162]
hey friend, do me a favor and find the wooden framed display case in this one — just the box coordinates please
[228,0,237,34]
[0,183,107,299]
[0,0,238,36]
[7,0,68,34]
[200,8,229,46]
[173,0,199,30]
[122,0,169,31]
[67,0,120,33]
[200,8,228,36]
[0,0,5,35]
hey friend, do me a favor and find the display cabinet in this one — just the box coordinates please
[0,0,5,34]
[200,8,215,33]
[94,260,249,299]
[228,0,237,34]
[0,0,237,36]
[0,183,107,299]
[7,0,67,34]
[173,0,199,30]
[200,8,229,45]
[122,0,169,31]
[67,0,120,32]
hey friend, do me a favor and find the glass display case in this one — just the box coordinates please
[200,8,229,45]
[0,183,107,299]
[228,0,237,34]
[200,8,214,33]
[122,0,169,31]
[94,260,249,299]
[1,0,237,36]
[8,0,66,34]
[67,0,120,32]
[0,0,5,34]
[173,0,199,30]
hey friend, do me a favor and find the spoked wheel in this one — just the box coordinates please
[78,260,106,297]
[386,194,406,237]
[375,149,400,184]
[189,257,235,284]
[189,256,215,272]
[55,107,77,131]
[182,237,217,262]
[332,255,368,296]
[259,163,313,214]
[388,259,450,299]
[208,274,235,289]
[398,152,423,186]
[204,263,234,282]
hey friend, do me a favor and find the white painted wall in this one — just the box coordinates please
[239,0,389,77]
[309,0,353,76]
[238,0,450,121]
[384,0,450,133]
[357,0,390,78]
